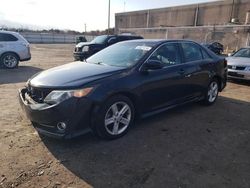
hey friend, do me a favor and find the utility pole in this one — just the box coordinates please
[124,1,126,12]
[84,23,87,33]
[230,0,235,22]
[108,0,110,35]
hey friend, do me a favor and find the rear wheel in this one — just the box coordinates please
[203,79,219,105]
[91,95,135,139]
[0,53,19,69]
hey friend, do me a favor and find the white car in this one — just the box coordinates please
[226,47,250,80]
[0,30,31,68]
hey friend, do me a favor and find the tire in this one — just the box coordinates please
[91,95,135,140]
[0,53,19,69]
[203,79,219,105]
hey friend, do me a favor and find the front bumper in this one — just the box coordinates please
[73,52,90,61]
[228,69,250,80]
[18,88,92,139]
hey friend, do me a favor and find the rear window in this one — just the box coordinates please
[0,33,18,42]
[118,36,142,42]
[181,42,203,62]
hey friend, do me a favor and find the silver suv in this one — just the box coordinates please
[0,31,31,68]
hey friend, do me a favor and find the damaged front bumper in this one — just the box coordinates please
[18,88,92,139]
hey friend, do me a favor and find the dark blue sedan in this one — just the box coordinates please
[19,39,227,139]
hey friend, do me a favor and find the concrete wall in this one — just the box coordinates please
[19,32,95,43]
[115,0,250,51]
[118,25,250,51]
[116,0,250,29]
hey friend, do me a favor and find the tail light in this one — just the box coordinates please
[22,42,30,48]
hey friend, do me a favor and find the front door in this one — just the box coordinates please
[139,42,191,113]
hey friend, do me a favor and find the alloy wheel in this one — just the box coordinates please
[3,55,18,68]
[208,81,218,103]
[104,101,131,135]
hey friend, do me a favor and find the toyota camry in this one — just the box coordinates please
[19,40,227,139]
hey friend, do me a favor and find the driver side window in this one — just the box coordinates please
[149,43,181,67]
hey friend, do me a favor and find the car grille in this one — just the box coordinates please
[228,72,244,78]
[228,65,246,70]
[27,86,52,103]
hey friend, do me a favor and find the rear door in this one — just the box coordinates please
[0,33,19,53]
[180,42,210,98]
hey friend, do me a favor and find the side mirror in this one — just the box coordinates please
[141,60,163,71]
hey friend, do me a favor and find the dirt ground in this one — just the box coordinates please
[0,44,250,188]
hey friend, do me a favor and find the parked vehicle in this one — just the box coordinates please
[0,30,31,68]
[203,42,224,55]
[73,34,143,61]
[19,40,227,139]
[75,36,87,44]
[227,47,250,80]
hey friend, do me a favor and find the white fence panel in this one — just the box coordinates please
[19,32,95,43]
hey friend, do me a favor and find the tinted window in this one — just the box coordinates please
[149,43,181,66]
[91,35,108,44]
[108,36,118,42]
[181,43,203,62]
[201,49,212,59]
[0,33,18,42]
[117,36,128,41]
[118,36,142,42]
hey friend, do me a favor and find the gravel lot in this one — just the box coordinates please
[0,44,250,188]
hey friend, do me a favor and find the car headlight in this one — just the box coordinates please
[245,66,250,71]
[44,87,93,104]
[82,46,89,52]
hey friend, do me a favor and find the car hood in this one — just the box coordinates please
[76,42,104,48]
[29,61,125,88]
[226,57,250,66]
[76,42,92,48]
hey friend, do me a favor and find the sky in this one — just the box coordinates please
[0,0,218,32]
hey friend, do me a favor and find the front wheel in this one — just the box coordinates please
[203,79,219,105]
[91,95,135,140]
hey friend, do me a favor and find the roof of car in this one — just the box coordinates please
[123,39,199,45]
[98,34,142,38]
[0,30,19,35]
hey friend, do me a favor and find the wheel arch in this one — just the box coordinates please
[0,51,20,61]
[212,75,224,91]
[92,91,141,119]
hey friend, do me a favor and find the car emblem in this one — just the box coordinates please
[232,65,237,70]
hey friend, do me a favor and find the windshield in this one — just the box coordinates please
[87,41,154,68]
[91,35,108,44]
[233,48,250,58]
